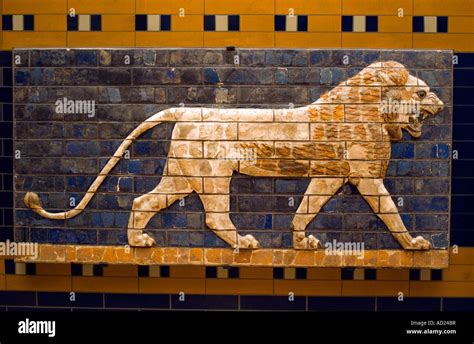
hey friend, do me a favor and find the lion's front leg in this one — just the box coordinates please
[292,178,345,249]
[352,178,431,250]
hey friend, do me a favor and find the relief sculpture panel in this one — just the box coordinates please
[13,49,453,267]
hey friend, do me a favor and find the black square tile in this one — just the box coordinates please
[161,15,171,31]
[0,52,12,67]
[5,259,15,274]
[67,15,78,31]
[25,263,36,275]
[93,264,104,276]
[275,15,286,31]
[90,15,102,31]
[413,16,424,32]
[0,87,12,103]
[273,267,284,279]
[297,15,308,32]
[431,269,443,281]
[2,68,12,86]
[2,15,13,31]
[135,15,147,31]
[342,16,353,32]
[228,15,240,31]
[205,266,217,278]
[341,268,354,280]
[71,263,82,276]
[296,268,307,279]
[366,16,378,32]
[160,266,170,277]
[364,269,376,280]
[409,269,420,280]
[228,267,239,278]
[23,15,34,31]
[204,15,216,31]
[437,16,448,33]
[138,265,149,277]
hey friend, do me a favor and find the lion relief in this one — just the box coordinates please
[24,61,444,250]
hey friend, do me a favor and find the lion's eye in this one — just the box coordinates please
[417,90,427,99]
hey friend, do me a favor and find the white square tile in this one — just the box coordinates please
[148,15,161,31]
[216,15,228,32]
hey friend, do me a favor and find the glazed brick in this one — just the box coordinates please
[240,295,306,311]
[98,229,128,245]
[132,50,169,67]
[384,179,414,195]
[335,196,372,213]
[414,179,450,195]
[231,177,274,194]
[11,50,28,67]
[104,293,169,309]
[48,228,97,244]
[30,50,97,67]
[0,51,12,67]
[391,142,414,159]
[344,214,384,231]
[38,292,103,308]
[0,291,36,306]
[171,295,238,310]
[415,214,449,231]
[133,68,202,85]
[453,124,474,140]
[420,125,451,141]
[287,68,320,84]
[417,70,452,87]
[307,214,343,231]
[204,68,273,85]
[98,87,166,104]
[274,179,309,194]
[238,87,309,104]
[15,175,65,192]
[308,297,376,312]
[99,49,136,67]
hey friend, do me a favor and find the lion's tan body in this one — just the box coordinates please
[168,104,391,180]
[24,61,444,250]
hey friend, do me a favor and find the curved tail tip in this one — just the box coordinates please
[24,192,42,210]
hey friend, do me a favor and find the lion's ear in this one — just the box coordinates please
[377,61,409,86]
[385,124,403,141]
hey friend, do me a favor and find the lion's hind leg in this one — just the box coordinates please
[128,176,193,247]
[353,178,431,250]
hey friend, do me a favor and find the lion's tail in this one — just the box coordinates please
[24,108,181,220]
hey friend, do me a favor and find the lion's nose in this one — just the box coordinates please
[437,98,444,112]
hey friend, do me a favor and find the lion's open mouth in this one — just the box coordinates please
[405,109,430,138]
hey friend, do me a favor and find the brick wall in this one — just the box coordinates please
[12,49,452,253]
[0,0,473,311]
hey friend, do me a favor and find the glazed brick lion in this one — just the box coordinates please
[24,61,444,250]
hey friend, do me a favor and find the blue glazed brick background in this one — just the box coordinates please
[7,49,455,249]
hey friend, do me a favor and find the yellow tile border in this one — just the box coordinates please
[13,244,449,268]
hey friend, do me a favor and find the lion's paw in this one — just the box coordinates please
[238,234,260,249]
[408,236,431,250]
[293,232,321,250]
[129,231,156,247]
